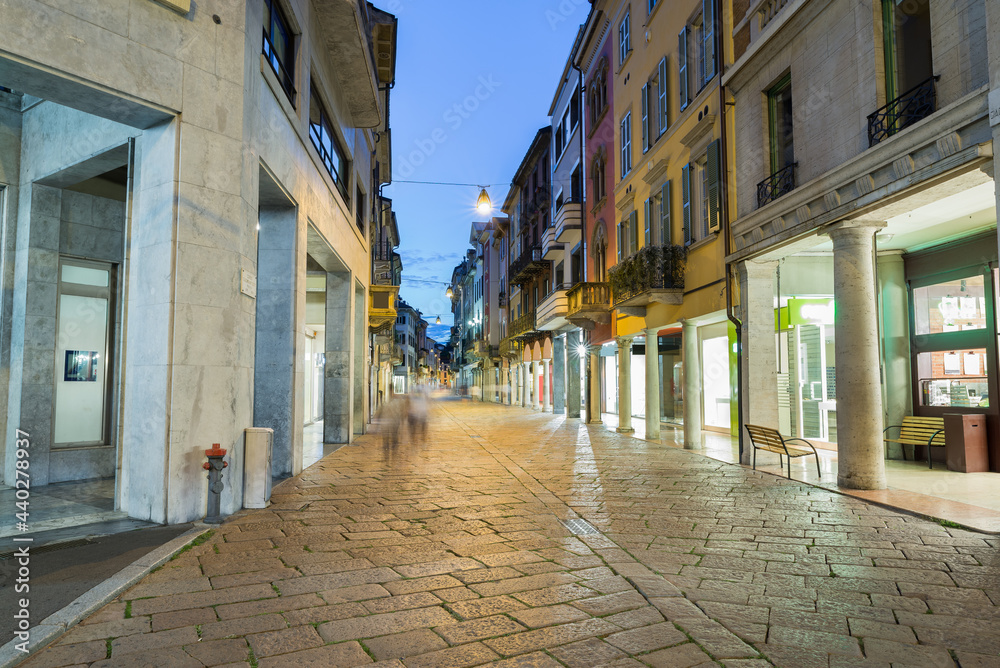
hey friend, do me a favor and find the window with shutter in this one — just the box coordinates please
[629,211,638,256]
[681,164,692,245]
[703,0,716,85]
[641,84,649,151]
[707,139,721,233]
[617,222,624,262]
[644,198,652,246]
[658,57,668,135]
[661,180,672,245]
[678,27,690,111]
[620,113,632,177]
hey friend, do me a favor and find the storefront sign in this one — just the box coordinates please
[789,298,835,326]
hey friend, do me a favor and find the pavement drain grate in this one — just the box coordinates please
[561,518,600,535]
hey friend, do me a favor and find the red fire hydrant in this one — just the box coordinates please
[203,445,228,524]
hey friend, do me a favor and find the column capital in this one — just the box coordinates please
[642,326,661,337]
[615,335,635,348]
[587,344,603,355]
[826,219,885,238]
[737,259,778,280]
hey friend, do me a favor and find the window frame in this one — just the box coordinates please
[620,112,632,178]
[308,79,351,204]
[619,10,632,67]
[263,0,297,104]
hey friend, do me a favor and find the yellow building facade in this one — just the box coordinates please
[605,0,736,443]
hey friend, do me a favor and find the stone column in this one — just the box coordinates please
[587,345,603,423]
[644,328,661,441]
[532,360,542,410]
[523,361,531,408]
[616,336,634,433]
[567,331,582,418]
[830,222,886,490]
[553,336,566,414]
[325,271,354,444]
[737,260,779,464]
[542,360,551,412]
[878,252,911,459]
[682,320,702,449]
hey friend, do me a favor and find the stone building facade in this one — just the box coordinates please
[0,0,395,523]
[726,0,998,487]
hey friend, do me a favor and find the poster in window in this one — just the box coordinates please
[964,352,981,376]
[64,351,100,382]
[943,352,961,375]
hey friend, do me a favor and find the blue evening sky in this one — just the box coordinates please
[382,0,588,343]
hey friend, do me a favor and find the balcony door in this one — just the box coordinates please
[882,0,932,101]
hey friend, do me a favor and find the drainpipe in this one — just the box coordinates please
[718,2,745,459]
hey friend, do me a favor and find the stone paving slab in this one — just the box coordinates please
[18,400,1000,667]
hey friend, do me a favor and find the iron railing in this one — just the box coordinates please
[608,245,685,306]
[567,282,611,316]
[510,245,548,284]
[868,76,939,147]
[500,337,523,358]
[509,310,538,339]
[262,29,296,104]
[756,163,796,208]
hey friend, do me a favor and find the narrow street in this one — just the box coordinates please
[23,399,1000,668]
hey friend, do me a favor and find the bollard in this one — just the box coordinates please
[203,444,228,524]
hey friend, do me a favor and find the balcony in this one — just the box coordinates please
[536,288,570,331]
[756,163,796,209]
[566,282,612,329]
[541,225,563,261]
[609,245,685,313]
[757,0,792,31]
[868,76,939,147]
[509,310,538,339]
[509,245,550,286]
[368,284,400,329]
[499,337,523,359]
[554,202,583,243]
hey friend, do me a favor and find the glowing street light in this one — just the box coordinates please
[476,188,492,215]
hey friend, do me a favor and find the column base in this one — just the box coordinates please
[837,473,887,490]
[616,427,634,434]
[683,444,702,450]
[553,408,565,415]
[588,419,603,425]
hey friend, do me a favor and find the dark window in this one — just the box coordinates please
[768,74,794,174]
[263,0,295,103]
[571,164,582,202]
[355,185,365,233]
[882,0,933,100]
[309,81,350,202]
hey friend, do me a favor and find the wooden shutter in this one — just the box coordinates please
[707,139,721,233]
[658,57,668,134]
[641,83,649,150]
[644,198,652,246]
[703,0,716,83]
[661,180,672,245]
[629,211,638,255]
[678,27,689,111]
[681,164,692,245]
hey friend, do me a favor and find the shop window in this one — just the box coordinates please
[917,350,989,408]
[913,275,986,336]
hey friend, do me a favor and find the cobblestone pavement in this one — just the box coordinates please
[24,400,1000,667]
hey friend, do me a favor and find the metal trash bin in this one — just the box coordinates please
[944,414,989,473]
[244,427,273,508]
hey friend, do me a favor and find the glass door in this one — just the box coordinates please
[53,259,114,446]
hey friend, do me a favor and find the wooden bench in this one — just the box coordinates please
[883,416,945,469]
[745,424,821,481]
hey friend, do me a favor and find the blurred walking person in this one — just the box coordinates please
[408,385,429,442]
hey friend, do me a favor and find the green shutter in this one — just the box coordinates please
[644,198,652,246]
[658,57,668,134]
[707,139,721,233]
[641,83,649,150]
[678,27,689,110]
[629,211,639,255]
[617,222,623,262]
[661,180,672,245]
[703,0,716,83]
[681,164,692,245]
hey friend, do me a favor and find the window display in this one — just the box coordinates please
[917,349,989,407]
[913,275,986,336]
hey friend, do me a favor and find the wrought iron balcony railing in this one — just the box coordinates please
[499,337,523,359]
[608,245,686,307]
[567,282,611,316]
[756,163,796,209]
[867,75,939,147]
[509,245,549,285]
[508,310,538,339]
